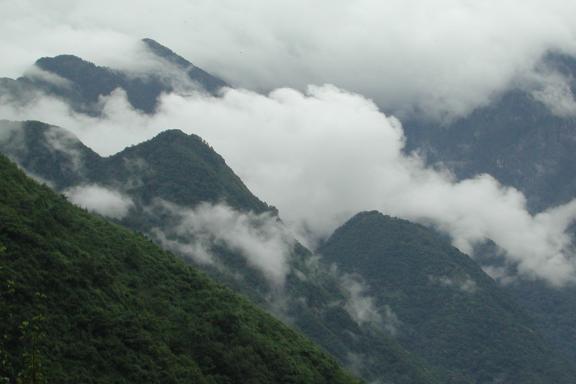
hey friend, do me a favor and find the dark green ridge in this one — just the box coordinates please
[320,211,576,384]
[102,129,272,214]
[0,121,271,214]
[0,153,361,384]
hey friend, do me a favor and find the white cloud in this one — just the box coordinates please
[2,1,576,118]
[64,184,134,219]
[150,201,295,287]
[340,273,400,335]
[429,274,479,294]
[2,84,576,286]
[42,125,86,173]
[528,69,576,117]
[23,66,73,89]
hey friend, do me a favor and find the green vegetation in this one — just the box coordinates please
[320,211,576,383]
[0,154,361,384]
[102,129,272,214]
[0,121,445,384]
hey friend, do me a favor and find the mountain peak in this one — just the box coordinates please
[142,37,229,91]
[141,38,192,69]
[34,54,100,76]
[320,211,576,383]
[108,129,271,213]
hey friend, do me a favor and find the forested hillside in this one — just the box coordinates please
[0,153,361,384]
[320,211,576,384]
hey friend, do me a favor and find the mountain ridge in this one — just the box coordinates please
[319,210,576,384]
[0,120,445,384]
[0,152,362,384]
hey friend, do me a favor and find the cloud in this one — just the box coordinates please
[64,184,134,219]
[527,69,576,117]
[339,273,400,335]
[2,1,576,118]
[42,125,87,173]
[0,120,28,155]
[23,66,73,89]
[1,83,576,286]
[429,274,479,294]
[482,266,518,286]
[150,201,295,287]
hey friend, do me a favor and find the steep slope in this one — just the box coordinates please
[0,120,444,384]
[0,120,100,189]
[0,38,228,115]
[507,281,576,362]
[0,121,269,213]
[319,211,576,384]
[401,52,576,365]
[100,129,271,214]
[141,38,228,94]
[0,153,361,384]
[403,52,576,212]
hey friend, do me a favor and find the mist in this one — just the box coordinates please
[150,201,295,287]
[2,1,576,119]
[1,84,575,286]
[65,184,134,219]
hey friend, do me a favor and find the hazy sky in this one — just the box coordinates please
[2,0,576,118]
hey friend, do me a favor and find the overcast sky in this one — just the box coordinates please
[2,0,576,118]
[2,1,576,285]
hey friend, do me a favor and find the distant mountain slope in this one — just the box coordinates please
[0,120,444,384]
[507,280,576,363]
[0,38,228,115]
[401,52,576,366]
[403,52,576,212]
[319,211,576,384]
[141,38,228,94]
[0,153,362,384]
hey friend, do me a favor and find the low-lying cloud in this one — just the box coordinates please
[339,273,400,335]
[429,274,479,294]
[150,201,295,287]
[528,70,576,117]
[65,184,134,219]
[2,84,576,286]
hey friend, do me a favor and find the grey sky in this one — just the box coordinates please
[2,0,576,118]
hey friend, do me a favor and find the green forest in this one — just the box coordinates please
[0,154,360,384]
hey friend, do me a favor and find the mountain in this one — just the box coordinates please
[403,52,576,213]
[319,211,576,384]
[101,129,270,214]
[0,120,100,189]
[0,153,362,384]
[0,120,444,384]
[0,38,228,115]
[401,51,576,367]
[0,121,268,213]
[141,38,228,94]
[507,281,576,362]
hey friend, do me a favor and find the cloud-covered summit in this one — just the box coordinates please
[2,1,576,119]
